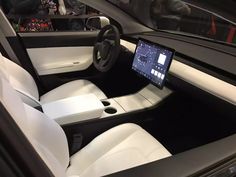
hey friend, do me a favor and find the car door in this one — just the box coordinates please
[0,1,110,93]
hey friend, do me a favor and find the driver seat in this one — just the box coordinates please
[0,53,107,107]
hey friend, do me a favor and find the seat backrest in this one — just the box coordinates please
[0,76,69,177]
[0,53,40,107]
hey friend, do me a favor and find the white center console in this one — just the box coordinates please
[42,85,172,125]
[42,94,104,125]
[101,84,172,118]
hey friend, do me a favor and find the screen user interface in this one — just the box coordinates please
[132,39,174,88]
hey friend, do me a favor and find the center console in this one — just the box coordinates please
[101,84,172,118]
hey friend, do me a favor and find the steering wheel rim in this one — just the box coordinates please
[93,25,120,72]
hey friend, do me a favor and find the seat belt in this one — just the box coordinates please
[0,29,21,66]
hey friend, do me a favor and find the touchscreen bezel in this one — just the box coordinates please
[132,38,175,89]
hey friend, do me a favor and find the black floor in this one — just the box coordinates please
[139,92,236,154]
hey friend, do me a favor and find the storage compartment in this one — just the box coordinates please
[104,107,117,114]
[102,100,111,107]
[101,99,125,118]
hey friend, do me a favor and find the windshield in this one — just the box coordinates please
[108,0,236,46]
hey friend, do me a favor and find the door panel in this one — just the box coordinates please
[16,31,103,92]
[27,46,93,75]
[19,32,98,76]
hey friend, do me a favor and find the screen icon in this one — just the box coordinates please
[155,71,158,76]
[158,54,166,65]
[161,74,165,80]
[151,69,155,74]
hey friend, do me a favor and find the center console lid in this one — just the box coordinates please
[42,94,104,125]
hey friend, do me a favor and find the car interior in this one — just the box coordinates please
[0,0,236,177]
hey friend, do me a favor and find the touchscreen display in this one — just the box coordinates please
[132,39,175,88]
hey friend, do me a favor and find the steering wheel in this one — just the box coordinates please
[93,25,120,72]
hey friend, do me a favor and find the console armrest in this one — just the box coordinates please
[42,94,104,125]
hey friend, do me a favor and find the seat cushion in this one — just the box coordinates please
[66,123,171,177]
[40,80,107,104]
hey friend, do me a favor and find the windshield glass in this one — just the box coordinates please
[108,0,236,46]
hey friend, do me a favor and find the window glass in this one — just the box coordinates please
[108,0,236,46]
[1,0,101,32]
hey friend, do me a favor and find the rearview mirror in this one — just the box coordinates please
[86,16,110,30]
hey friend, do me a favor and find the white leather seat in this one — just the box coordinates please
[0,54,107,107]
[0,77,171,177]
[67,123,171,177]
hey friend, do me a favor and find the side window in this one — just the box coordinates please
[2,0,103,32]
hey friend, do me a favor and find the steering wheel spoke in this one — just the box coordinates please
[98,59,108,68]
[94,42,102,52]
[105,39,115,46]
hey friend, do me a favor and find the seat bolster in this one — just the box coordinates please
[40,80,107,104]
[0,77,68,177]
[3,56,39,100]
[15,89,41,107]
[66,123,171,177]
[24,103,69,177]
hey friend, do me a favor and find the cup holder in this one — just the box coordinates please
[102,101,111,106]
[104,107,117,114]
